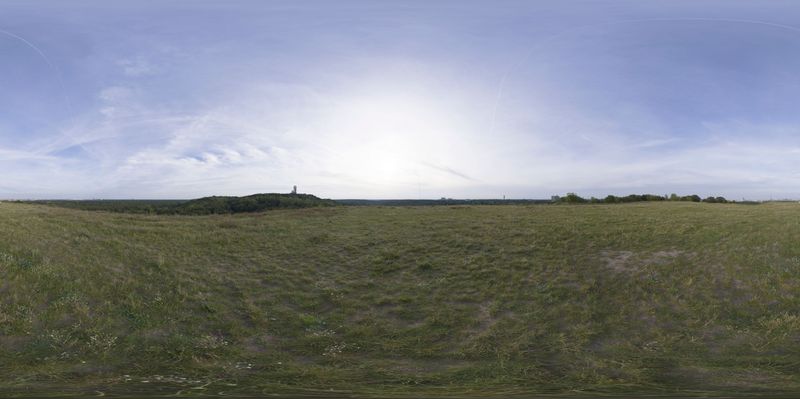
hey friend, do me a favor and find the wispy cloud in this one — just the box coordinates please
[421,162,476,181]
[117,56,156,77]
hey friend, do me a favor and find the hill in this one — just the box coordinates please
[3,201,800,396]
[167,193,336,215]
[19,193,336,215]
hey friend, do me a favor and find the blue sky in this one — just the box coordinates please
[3,0,800,199]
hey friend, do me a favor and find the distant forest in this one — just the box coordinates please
[554,193,731,204]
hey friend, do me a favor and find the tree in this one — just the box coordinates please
[563,193,587,204]
[604,195,619,204]
[680,195,701,202]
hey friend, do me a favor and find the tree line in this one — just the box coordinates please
[553,193,730,204]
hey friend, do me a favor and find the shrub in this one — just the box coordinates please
[562,193,587,204]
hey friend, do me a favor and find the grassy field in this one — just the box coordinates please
[20,193,335,215]
[3,201,800,397]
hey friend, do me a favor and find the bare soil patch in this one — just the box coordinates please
[600,249,693,273]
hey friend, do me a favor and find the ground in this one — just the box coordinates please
[2,201,800,396]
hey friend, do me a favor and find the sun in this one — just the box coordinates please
[322,92,456,186]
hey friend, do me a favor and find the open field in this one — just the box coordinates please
[3,201,800,396]
[20,193,335,215]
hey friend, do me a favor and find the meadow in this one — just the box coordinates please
[2,200,800,397]
[20,193,335,215]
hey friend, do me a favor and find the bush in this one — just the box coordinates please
[562,193,587,204]
[681,195,701,202]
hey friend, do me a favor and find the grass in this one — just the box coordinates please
[2,201,800,396]
[20,193,335,215]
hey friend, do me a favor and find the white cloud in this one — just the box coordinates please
[117,56,156,77]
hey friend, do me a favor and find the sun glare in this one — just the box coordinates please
[323,92,457,186]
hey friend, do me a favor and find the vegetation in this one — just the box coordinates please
[21,193,335,215]
[337,199,551,206]
[554,193,729,204]
[165,193,336,215]
[18,199,188,214]
[4,201,800,396]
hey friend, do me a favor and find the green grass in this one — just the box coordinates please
[21,193,335,215]
[2,201,800,396]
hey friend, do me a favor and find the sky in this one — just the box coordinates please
[3,0,800,200]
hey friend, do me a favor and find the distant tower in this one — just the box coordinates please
[291,185,297,194]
